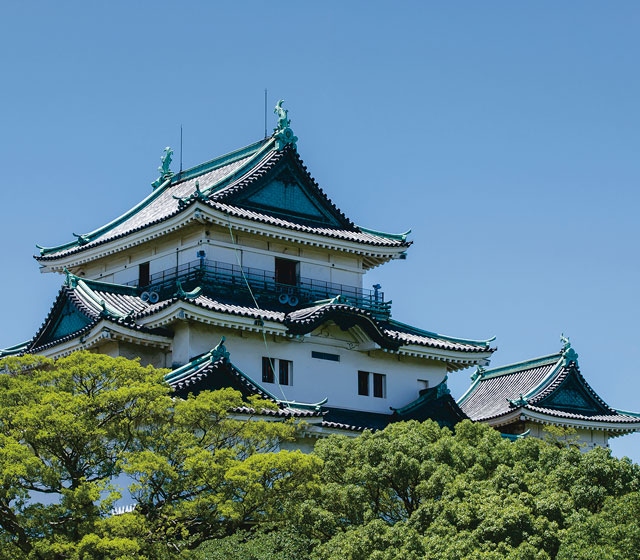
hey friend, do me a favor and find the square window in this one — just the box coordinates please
[358,371,369,396]
[373,373,386,398]
[262,357,275,384]
[275,258,299,286]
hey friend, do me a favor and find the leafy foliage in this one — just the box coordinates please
[204,421,640,560]
[1,352,638,559]
[0,352,318,559]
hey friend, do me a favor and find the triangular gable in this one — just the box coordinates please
[31,294,93,349]
[218,148,354,229]
[285,303,401,351]
[535,366,611,417]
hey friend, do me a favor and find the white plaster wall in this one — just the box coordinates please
[118,342,169,369]
[204,245,238,266]
[300,262,330,283]
[524,422,609,450]
[330,267,361,288]
[242,250,275,272]
[171,322,192,367]
[179,322,448,414]
[113,267,139,285]
[75,225,366,291]
[150,253,178,276]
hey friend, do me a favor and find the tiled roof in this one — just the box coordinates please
[166,351,277,401]
[321,408,393,432]
[165,344,323,419]
[207,201,408,247]
[458,350,640,426]
[36,139,409,262]
[382,321,495,354]
[6,274,492,365]
[36,149,260,260]
[133,293,491,357]
[25,279,169,354]
[321,381,469,432]
[459,356,561,421]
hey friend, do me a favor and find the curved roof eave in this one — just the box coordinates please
[35,138,275,260]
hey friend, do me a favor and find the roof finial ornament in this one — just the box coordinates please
[63,267,78,288]
[509,393,528,408]
[72,232,89,245]
[560,333,579,367]
[152,147,174,189]
[211,336,230,362]
[436,375,451,398]
[471,365,486,382]
[273,100,298,151]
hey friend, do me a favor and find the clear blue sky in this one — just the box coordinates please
[1,1,639,461]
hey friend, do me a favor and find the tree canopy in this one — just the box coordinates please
[0,352,638,559]
[0,352,317,559]
[199,420,640,560]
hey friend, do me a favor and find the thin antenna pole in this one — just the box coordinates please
[264,88,267,138]
[179,125,183,173]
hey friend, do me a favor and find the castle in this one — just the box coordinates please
[3,102,638,451]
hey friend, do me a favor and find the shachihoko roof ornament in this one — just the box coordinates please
[273,100,298,151]
[560,333,578,366]
[151,146,174,189]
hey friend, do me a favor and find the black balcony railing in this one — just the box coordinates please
[126,259,391,318]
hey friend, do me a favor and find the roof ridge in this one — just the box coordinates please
[36,176,173,257]
[356,226,411,242]
[75,280,125,319]
[70,275,138,296]
[479,353,562,379]
[0,340,32,358]
[172,138,271,184]
[36,139,274,260]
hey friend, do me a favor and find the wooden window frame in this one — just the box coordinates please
[262,357,275,384]
[358,371,370,396]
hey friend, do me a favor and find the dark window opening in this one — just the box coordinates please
[373,373,385,398]
[358,371,369,396]
[279,360,292,385]
[262,357,275,384]
[138,262,150,287]
[275,258,298,286]
[312,351,340,362]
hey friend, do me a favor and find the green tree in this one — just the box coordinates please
[0,352,318,559]
[217,420,638,560]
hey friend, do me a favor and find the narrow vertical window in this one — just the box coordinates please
[262,357,275,383]
[373,373,386,398]
[279,360,292,385]
[138,262,150,287]
[358,371,369,396]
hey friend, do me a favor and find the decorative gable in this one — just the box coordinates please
[243,175,329,222]
[222,148,353,229]
[536,367,611,417]
[38,299,92,346]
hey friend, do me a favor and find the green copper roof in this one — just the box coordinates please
[478,353,562,380]
[36,138,273,258]
[356,227,411,242]
[36,176,173,256]
[174,138,271,185]
[501,430,530,441]
[0,340,31,358]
